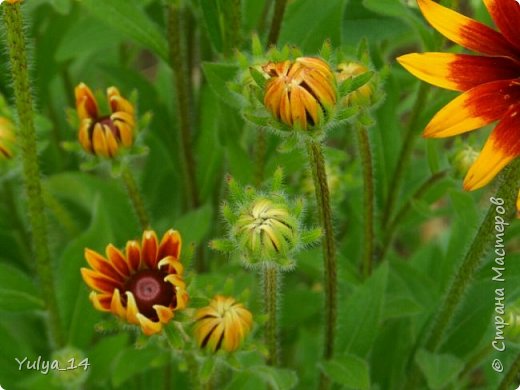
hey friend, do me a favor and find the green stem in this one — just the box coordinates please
[404,160,520,389]
[306,140,337,389]
[263,264,279,366]
[498,353,520,390]
[2,2,64,347]
[382,83,429,227]
[167,3,200,210]
[257,0,274,37]
[381,170,447,259]
[267,0,288,47]
[254,128,267,188]
[222,0,242,55]
[120,165,150,230]
[356,125,375,278]
[43,187,81,237]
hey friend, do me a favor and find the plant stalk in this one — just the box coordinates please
[267,0,288,47]
[2,2,64,347]
[306,140,337,389]
[263,263,279,366]
[356,125,375,278]
[498,352,520,390]
[167,3,200,210]
[120,164,150,230]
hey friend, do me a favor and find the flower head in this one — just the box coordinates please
[81,229,188,335]
[262,57,336,131]
[0,117,15,160]
[397,0,520,190]
[211,169,321,270]
[193,295,252,353]
[75,83,135,158]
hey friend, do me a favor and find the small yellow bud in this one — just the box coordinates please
[336,62,374,106]
[0,117,15,160]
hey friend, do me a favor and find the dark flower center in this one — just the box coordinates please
[124,269,174,319]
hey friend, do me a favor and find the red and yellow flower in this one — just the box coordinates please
[193,295,253,352]
[397,0,520,190]
[81,229,188,335]
[75,83,134,158]
[262,57,336,131]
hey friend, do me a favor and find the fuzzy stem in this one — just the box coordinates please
[257,0,274,37]
[2,2,64,347]
[497,353,520,390]
[167,3,200,210]
[382,83,429,227]
[120,164,150,230]
[267,0,288,47]
[356,125,375,278]
[404,160,520,389]
[263,263,279,366]
[222,0,241,55]
[306,140,337,388]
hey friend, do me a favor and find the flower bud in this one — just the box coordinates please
[450,146,479,178]
[0,117,15,160]
[336,62,375,107]
[51,346,89,387]
[75,83,135,158]
[262,57,336,131]
[193,295,253,353]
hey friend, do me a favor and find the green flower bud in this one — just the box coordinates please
[51,346,89,387]
[450,146,479,178]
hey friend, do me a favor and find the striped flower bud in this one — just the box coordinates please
[336,62,375,106]
[262,57,336,131]
[75,83,135,158]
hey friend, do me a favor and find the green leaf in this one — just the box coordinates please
[80,0,168,61]
[415,349,464,390]
[0,264,44,312]
[111,346,169,387]
[337,262,389,357]
[200,356,216,384]
[251,366,298,390]
[199,0,224,53]
[202,62,245,109]
[175,203,214,246]
[382,296,423,319]
[319,355,370,389]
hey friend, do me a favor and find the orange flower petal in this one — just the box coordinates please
[78,119,93,153]
[264,79,285,119]
[111,111,135,127]
[104,125,119,157]
[396,53,520,92]
[92,123,109,157]
[157,256,184,275]
[75,83,99,120]
[110,289,126,319]
[89,291,111,312]
[424,79,520,137]
[110,95,135,116]
[136,313,162,335]
[164,274,186,290]
[81,268,121,293]
[158,229,182,261]
[125,291,140,324]
[141,230,159,269]
[289,87,307,130]
[114,121,133,148]
[417,0,518,57]
[153,305,174,324]
[105,244,130,277]
[85,248,125,282]
[484,0,520,52]
[464,106,520,190]
[126,240,141,272]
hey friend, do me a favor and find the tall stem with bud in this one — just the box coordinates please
[263,264,279,366]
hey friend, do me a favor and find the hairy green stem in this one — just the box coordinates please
[356,125,375,278]
[382,83,429,227]
[267,0,288,47]
[167,3,199,210]
[2,2,64,347]
[404,160,520,389]
[120,165,150,230]
[263,264,279,366]
[254,128,267,188]
[257,0,274,37]
[306,140,337,389]
[222,0,241,55]
[498,353,520,390]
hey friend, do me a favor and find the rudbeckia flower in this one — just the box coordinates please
[75,83,135,158]
[397,0,520,190]
[193,295,253,352]
[81,229,189,336]
[0,117,15,159]
[262,57,336,130]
